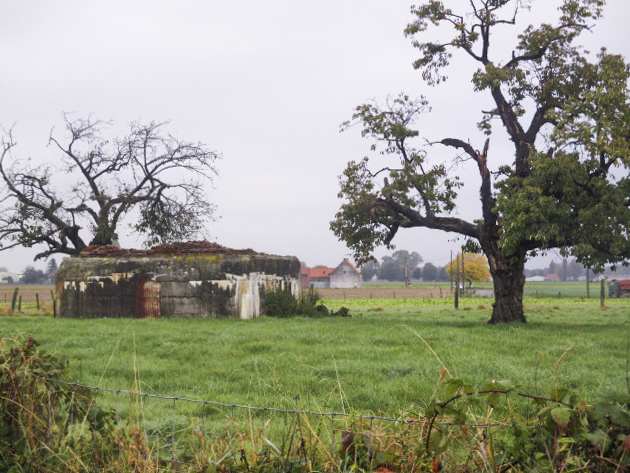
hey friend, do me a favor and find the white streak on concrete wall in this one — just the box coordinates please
[62,265,300,319]
[70,272,142,292]
[226,272,300,319]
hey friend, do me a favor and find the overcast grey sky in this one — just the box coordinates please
[1,1,628,273]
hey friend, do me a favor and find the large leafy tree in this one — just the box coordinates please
[331,0,630,323]
[0,115,220,260]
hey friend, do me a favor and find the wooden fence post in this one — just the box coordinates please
[454,255,460,309]
[50,290,57,318]
[10,287,19,315]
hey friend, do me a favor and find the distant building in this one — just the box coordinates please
[301,259,362,289]
[544,273,560,282]
[301,267,335,289]
[0,272,20,284]
[525,275,545,282]
[330,259,362,289]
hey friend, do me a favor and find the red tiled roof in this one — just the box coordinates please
[302,260,361,279]
[308,267,335,278]
[341,258,361,274]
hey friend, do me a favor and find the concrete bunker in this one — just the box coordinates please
[56,242,301,319]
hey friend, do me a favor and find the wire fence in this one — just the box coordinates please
[45,378,504,469]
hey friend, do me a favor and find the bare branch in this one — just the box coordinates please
[0,115,221,259]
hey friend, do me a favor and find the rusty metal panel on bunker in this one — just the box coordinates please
[136,279,161,318]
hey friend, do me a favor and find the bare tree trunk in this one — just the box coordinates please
[487,250,527,324]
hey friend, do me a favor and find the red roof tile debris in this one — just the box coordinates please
[79,241,259,257]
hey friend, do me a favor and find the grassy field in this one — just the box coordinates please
[363,280,602,298]
[1,298,628,418]
[2,283,628,470]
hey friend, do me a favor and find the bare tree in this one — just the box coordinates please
[0,114,220,260]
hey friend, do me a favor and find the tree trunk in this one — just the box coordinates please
[487,250,527,324]
[89,219,115,246]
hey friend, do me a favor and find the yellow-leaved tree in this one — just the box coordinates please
[447,253,490,286]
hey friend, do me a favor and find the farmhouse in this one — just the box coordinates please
[56,241,301,319]
[300,267,334,288]
[301,259,362,289]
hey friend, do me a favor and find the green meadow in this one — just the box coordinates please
[1,297,628,417]
[368,280,603,297]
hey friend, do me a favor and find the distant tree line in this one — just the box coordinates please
[524,258,593,281]
[360,250,455,282]
[0,258,58,285]
[359,250,420,282]
[525,258,630,281]
[362,254,616,283]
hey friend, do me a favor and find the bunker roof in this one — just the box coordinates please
[78,241,260,258]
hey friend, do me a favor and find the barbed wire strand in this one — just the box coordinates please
[43,377,502,428]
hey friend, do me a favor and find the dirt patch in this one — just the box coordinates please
[0,285,55,304]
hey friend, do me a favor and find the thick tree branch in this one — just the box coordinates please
[374,197,480,239]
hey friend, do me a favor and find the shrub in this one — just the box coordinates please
[263,287,350,318]
[0,337,119,470]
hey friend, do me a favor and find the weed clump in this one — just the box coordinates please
[263,287,350,318]
[0,337,125,470]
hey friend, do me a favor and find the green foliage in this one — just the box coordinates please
[0,337,120,471]
[331,94,461,265]
[263,287,350,318]
[422,373,630,471]
[497,148,630,271]
[496,50,630,270]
